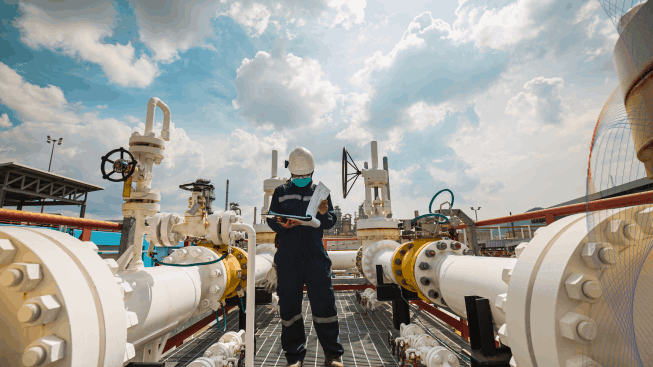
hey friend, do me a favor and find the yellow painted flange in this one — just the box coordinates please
[391,238,442,300]
[196,240,247,301]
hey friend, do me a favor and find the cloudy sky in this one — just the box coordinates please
[0,0,642,222]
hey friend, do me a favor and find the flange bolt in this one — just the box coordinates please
[18,304,41,323]
[450,242,461,250]
[395,269,402,276]
[395,259,402,265]
[436,242,447,250]
[599,247,617,265]
[419,262,429,270]
[426,250,436,257]
[428,290,439,299]
[420,277,431,286]
[0,268,23,287]
[22,346,46,367]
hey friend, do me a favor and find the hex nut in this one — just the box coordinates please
[498,324,509,346]
[494,294,507,313]
[450,242,461,250]
[426,250,436,257]
[559,312,593,342]
[105,259,119,275]
[27,335,66,365]
[428,290,439,299]
[5,263,42,292]
[407,243,414,250]
[501,268,512,285]
[565,273,601,303]
[395,269,402,276]
[420,277,431,286]
[395,259,402,265]
[120,281,133,302]
[514,243,528,258]
[126,311,139,329]
[0,239,17,264]
[21,295,62,325]
[419,262,429,270]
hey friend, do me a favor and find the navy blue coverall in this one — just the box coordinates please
[266,181,345,363]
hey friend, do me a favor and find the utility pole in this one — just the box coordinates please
[470,207,480,221]
[42,136,63,213]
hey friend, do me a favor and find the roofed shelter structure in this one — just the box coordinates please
[0,162,104,217]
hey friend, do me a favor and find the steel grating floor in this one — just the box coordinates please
[162,291,471,367]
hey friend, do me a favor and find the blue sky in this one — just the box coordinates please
[0,0,643,222]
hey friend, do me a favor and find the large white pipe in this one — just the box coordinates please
[254,245,276,285]
[437,255,516,326]
[122,266,202,347]
[271,150,278,177]
[232,223,256,367]
[327,250,358,270]
[145,97,171,141]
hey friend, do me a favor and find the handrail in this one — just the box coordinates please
[0,209,122,230]
[456,190,653,228]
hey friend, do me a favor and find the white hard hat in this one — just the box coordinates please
[287,147,315,175]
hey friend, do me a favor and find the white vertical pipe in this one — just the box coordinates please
[371,141,379,169]
[232,223,256,367]
[527,225,531,238]
[521,227,524,239]
[271,150,278,177]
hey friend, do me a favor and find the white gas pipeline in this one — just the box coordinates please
[188,330,246,367]
[408,205,653,367]
[395,323,459,367]
[327,250,358,270]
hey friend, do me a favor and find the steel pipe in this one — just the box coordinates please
[327,250,357,270]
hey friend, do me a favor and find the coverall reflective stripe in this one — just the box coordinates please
[266,181,345,363]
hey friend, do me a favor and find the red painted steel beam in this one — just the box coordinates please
[163,306,235,353]
[456,190,653,228]
[0,209,122,230]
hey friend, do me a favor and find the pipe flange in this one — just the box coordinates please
[167,246,231,312]
[355,246,364,275]
[361,240,400,285]
[0,227,127,367]
[412,240,459,305]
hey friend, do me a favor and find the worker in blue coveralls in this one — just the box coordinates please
[266,147,345,367]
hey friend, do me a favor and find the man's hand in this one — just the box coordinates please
[278,218,301,228]
[318,200,329,215]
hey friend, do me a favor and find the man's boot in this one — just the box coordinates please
[324,351,344,367]
[284,360,303,367]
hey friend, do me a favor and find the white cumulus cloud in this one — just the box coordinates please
[233,48,341,129]
[15,1,158,88]
[0,113,11,128]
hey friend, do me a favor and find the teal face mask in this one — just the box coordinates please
[292,177,312,187]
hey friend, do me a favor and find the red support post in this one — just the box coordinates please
[79,227,92,241]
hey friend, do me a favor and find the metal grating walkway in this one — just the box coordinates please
[162,291,471,367]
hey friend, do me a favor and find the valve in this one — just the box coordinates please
[100,147,137,182]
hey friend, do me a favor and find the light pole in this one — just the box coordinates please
[470,206,480,221]
[42,136,63,213]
